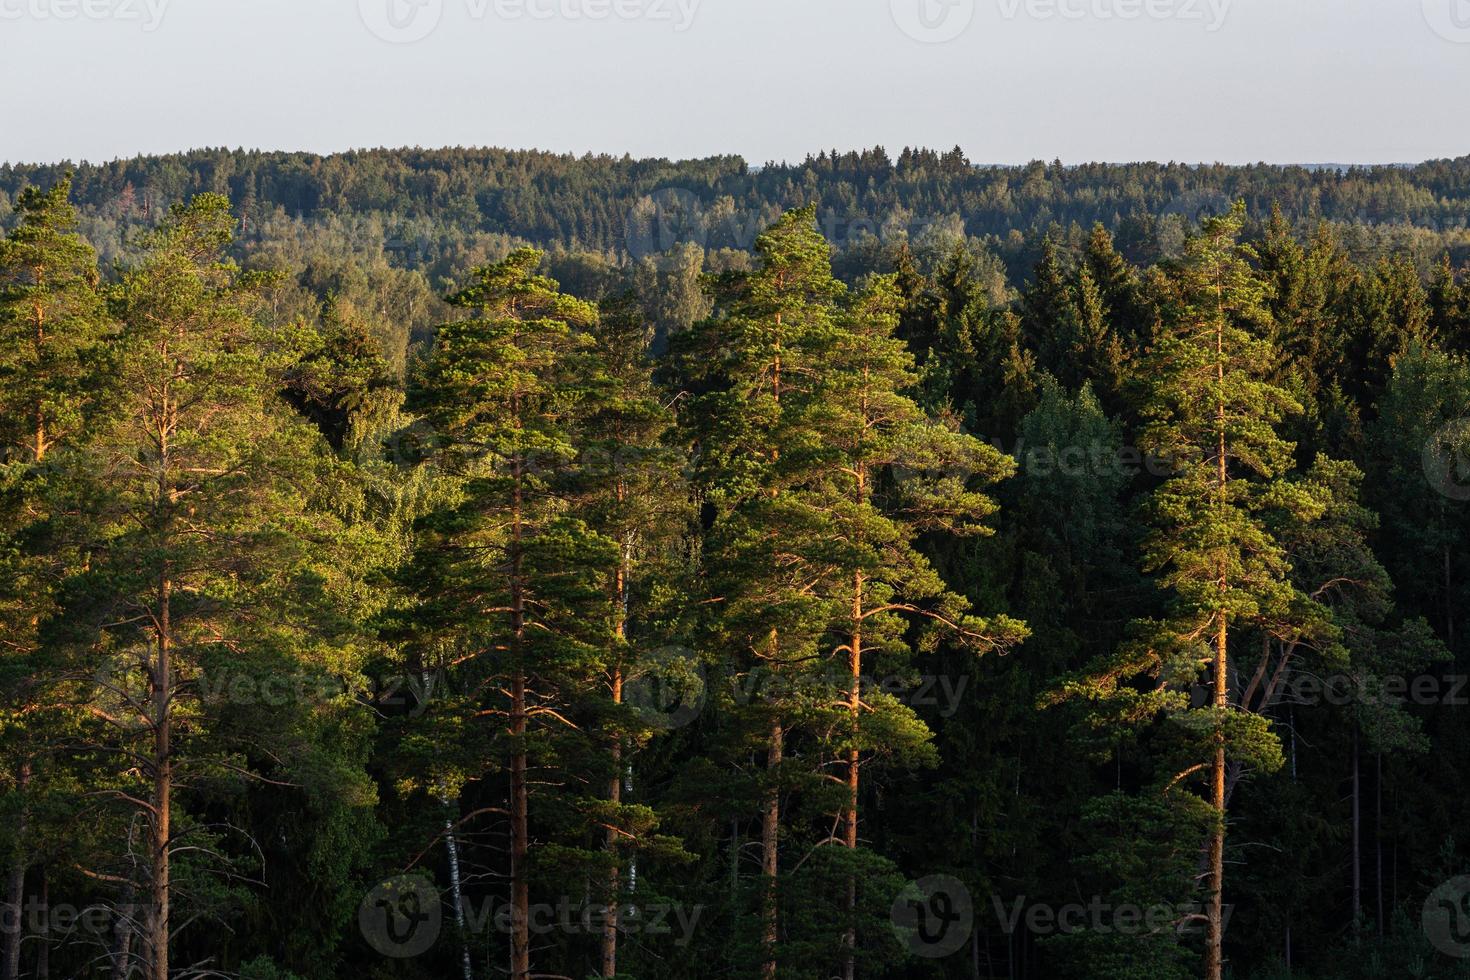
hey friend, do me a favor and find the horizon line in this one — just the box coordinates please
[0,144,1450,172]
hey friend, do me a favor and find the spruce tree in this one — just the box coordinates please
[1367,344,1470,657]
[1429,255,1469,352]
[1068,265,1129,410]
[1021,237,1083,381]
[1082,222,1153,345]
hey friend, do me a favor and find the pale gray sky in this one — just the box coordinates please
[1,0,1466,165]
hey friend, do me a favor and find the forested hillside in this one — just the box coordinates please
[7,146,1470,373]
[3,152,1470,980]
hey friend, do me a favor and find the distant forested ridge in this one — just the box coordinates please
[4,153,1470,980]
[4,145,1469,367]
[4,145,1470,268]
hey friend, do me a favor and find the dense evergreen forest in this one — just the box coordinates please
[3,148,1470,980]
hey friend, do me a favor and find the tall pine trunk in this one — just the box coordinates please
[145,371,176,980]
[509,455,531,980]
[762,719,782,980]
[1375,752,1384,935]
[1206,323,1227,980]
[603,667,623,978]
[761,323,784,980]
[510,666,529,980]
[1351,726,1361,933]
[842,568,863,980]
[603,533,630,977]
[1207,615,1227,980]
[32,297,47,463]
[149,569,171,980]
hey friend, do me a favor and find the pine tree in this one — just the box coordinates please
[1050,205,1326,979]
[671,205,843,980]
[804,275,1027,979]
[1021,235,1130,410]
[0,174,109,980]
[407,247,617,980]
[58,195,376,980]
[0,174,108,464]
[1010,377,1140,625]
[1257,210,1358,401]
[1142,204,1333,979]
[1339,257,1434,404]
[581,291,695,977]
